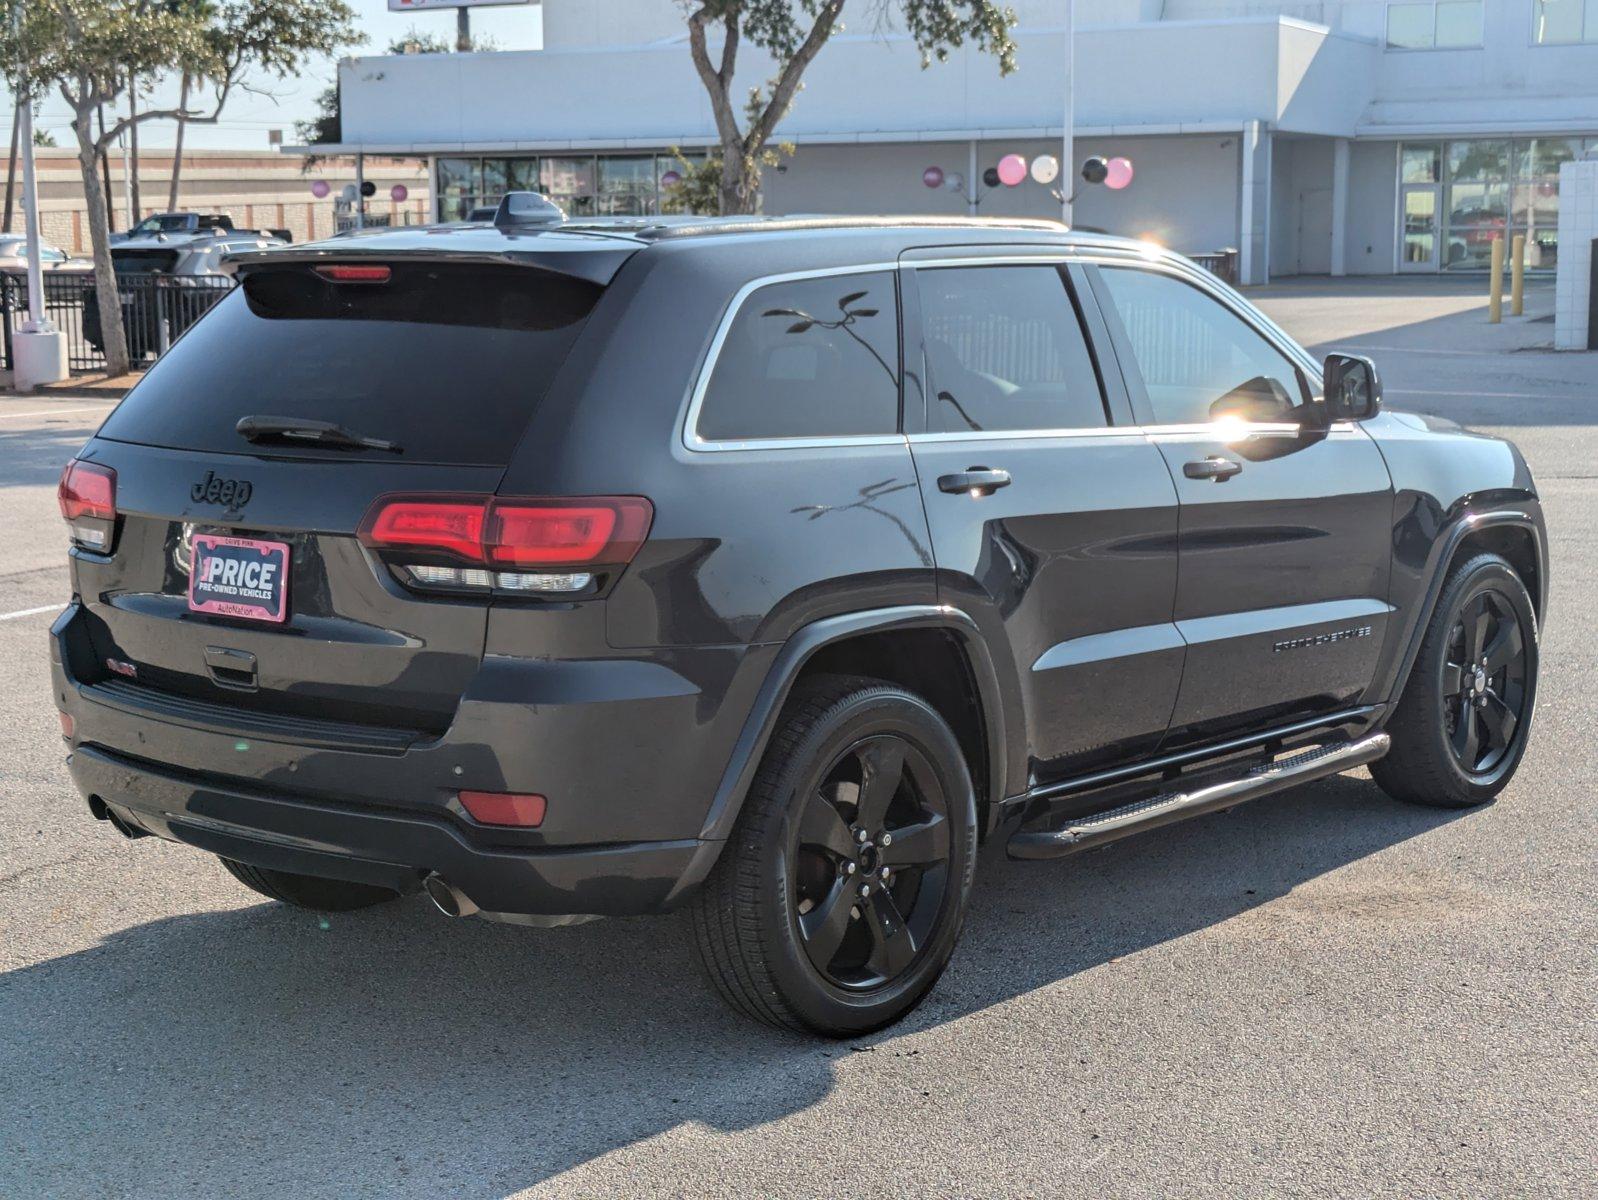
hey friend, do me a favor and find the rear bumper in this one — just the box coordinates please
[50,603,736,917]
[68,743,717,918]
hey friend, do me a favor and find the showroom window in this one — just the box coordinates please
[1398,137,1598,271]
[1533,0,1598,43]
[1385,1,1483,48]
[433,153,708,221]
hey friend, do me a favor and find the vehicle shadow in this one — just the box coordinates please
[0,772,1469,1198]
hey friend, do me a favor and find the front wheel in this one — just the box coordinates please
[690,675,978,1036]
[1371,552,1539,808]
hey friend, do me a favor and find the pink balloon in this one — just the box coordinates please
[997,154,1027,187]
[390,184,408,203]
[310,179,330,199]
[922,166,945,189]
[1105,157,1135,190]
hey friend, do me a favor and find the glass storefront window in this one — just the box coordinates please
[436,158,482,221]
[598,156,659,216]
[1403,136,1597,272]
[1401,145,1440,183]
[1447,140,1510,182]
[1386,2,1434,47]
[1434,1,1484,46]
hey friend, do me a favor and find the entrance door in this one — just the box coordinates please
[1400,185,1441,271]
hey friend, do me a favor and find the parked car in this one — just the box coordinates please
[111,211,293,244]
[53,202,1546,1035]
[82,228,285,361]
[0,235,87,272]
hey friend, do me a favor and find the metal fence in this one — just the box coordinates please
[1,271,236,374]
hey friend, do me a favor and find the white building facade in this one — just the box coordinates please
[310,0,1598,283]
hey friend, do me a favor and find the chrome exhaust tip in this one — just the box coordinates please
[422,872,479,919]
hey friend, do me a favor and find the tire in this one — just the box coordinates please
[219,857,399,912]
[690,674,979,1036]
[1371,552,1539,808]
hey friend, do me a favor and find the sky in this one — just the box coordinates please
[11,0,545,151]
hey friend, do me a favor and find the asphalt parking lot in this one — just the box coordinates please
[1,277,1593,1198]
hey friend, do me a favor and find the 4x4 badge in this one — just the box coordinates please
[190,470,252,508]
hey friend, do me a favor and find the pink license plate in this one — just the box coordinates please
[187,534,290,623]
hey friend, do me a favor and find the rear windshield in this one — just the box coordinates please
[98,262,601,466]
[112,249,181,273]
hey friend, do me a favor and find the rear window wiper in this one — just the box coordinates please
[236,415,403,454]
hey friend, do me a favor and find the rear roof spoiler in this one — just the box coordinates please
[223,237,639,288]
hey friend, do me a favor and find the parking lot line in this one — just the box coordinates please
[0,406,109,420]
[0,604,63,622]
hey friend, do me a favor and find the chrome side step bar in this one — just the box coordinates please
[1007,733,1390,861]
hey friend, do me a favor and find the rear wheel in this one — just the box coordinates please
[690,675,978,1036]
[219,857,399,912]
[1372,553,1538,808]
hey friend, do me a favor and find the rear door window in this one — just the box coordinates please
[915,265,1108,433]
[97,262,602,466]
[695,271,900,442]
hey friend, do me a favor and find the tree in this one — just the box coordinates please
[388,25,495,54]
[164,0,219,212]
[679,1,1016,214]
[1,0,356,375]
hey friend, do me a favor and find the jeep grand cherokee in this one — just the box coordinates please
[51,199,1546,1035]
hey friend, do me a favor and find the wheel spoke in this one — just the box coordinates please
[798,876,856,970]
[862,887,917,979]
[798,790,858,861]
[1463,596,1491,663]
[1441,661,1465,694]
[881,812,949,869]
[1479,691,1517,751]
[1451,696,1480,768]
[1483,619,1523,674]
[854,739,907,831]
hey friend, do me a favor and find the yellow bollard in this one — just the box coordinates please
[1511,233,1526,317]
[1488,236,1504,324]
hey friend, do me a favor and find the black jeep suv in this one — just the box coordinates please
[52,203,1546,1035]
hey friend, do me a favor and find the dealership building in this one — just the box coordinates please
[302,0,1598,283]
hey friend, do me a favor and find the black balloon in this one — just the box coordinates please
[1081,156,1108,185]
[982,166,1001,188]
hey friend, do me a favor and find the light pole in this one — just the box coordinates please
[1061,0,1074,227]
[9,0,68,389]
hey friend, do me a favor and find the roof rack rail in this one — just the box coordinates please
[635,214,1069,241]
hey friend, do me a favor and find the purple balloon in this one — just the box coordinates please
[310,179,331,199]
[922,165,945,189]
[661,169,683,188]
[1105,157,1135,190]
[390,184,408,203]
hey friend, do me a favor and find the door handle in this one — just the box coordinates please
[1183,456,1243,482]
[938,467,1012,496]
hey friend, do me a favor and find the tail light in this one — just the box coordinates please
[58,460,117,552]
[358,494,652,595]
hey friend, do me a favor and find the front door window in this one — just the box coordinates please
[1401,186,1441,271]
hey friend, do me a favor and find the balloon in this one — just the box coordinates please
[997,154,1027,187]
[982,167,1001,189]
[341,183,358,203]
[1105,156,1135,190]
[1030,155,1060,185]
[922,165,945,189]
[944,171,964,193]
[310,179,330,199]
[660,169,682,188]
[1080,156,1108,185]
[390,184,408,203]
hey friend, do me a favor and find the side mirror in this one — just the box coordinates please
[1323,353,1382,421]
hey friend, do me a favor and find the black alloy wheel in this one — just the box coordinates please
[690,675,978,1036]
[1443,588,1529,777]
[792,734,953,991]
[1371,552,1539,809]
